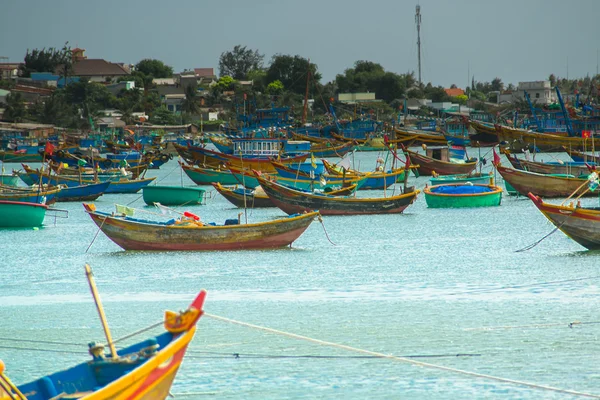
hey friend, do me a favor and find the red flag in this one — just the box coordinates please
[582,130,592,138]
[44,142,55,156]
[492,147,501,166]
[243,93,247,100]
[383,134,389,146]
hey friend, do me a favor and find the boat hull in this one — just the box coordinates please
[528,193,600,250]
[142,186,206,206]
[496,164,596,198]
[406,150,477,176]
[424,184,502,208]
[85,207,317,250]
[212,183,274,208]
[0,200,47,227]
[257,175,419,216]
[181,164,239,185]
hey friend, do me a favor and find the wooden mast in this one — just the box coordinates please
[84,264,118,359]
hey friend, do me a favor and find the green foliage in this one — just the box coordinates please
[150,106,178,125]
[266,80,284,95]
[219,45,264,80]
[335,61,409,103]
[63,80,115,128]
[181,84,200,115]
[455,94,468,105]
[266,54,321,95]
[135,59,173,79]
[246,69,267,92]
[422,84,450,102]
[214,76,235,91]
[19,43,72,78]
[2,92,27,122]
[29,91,74,126]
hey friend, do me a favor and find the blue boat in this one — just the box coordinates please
[104,177,156,194]
[0,186,61,204]
[55,181,110,202]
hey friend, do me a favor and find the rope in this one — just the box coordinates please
[465,320,600,332]
[515,219,568,252]
[85,214,107,253]
[317,215,336,245]
[0,337,84,347]
[183,350,481,359]
[204,313,600,398]
[0,345,87,355]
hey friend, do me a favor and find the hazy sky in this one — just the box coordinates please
[1,0,599,88]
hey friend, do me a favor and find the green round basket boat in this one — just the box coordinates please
[0,200,48,227]
[142,186,206,206]
[424,183,503,208]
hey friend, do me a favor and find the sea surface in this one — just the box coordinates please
[1,148,599,399]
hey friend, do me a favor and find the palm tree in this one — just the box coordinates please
[3,92,26,122]
[181,84,200,116]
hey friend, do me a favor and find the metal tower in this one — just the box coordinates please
[416,4,422,86]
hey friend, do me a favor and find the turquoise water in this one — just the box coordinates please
[1,150,600,399]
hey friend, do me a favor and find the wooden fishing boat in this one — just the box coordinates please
[564,147,600,164]
[19,165,156,194]
[405,148,477,176]
[142,185,206,206]
[424,182,502,208]
[0,149,42,163]
[468,120,500,146]
[83,203,318,251]
[429,172,491,186]
[495,163,596,198]
[392,128,448,146]
[174,143,308,173]
[0,185,60,205]
[1,270,207,400]
[320,159,406,189]
[212,182,274,208]
[49,161,148,180]
[501,148,590,177]
[0,200,47,227]
[309,140,354,158]
[497,124,600,152]
[180,162,240,186]
[0,174,18,186]
[256,173,419,216]
[528,193,600,250]
[56,181,111,202]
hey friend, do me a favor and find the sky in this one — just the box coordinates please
[1,0,599,89]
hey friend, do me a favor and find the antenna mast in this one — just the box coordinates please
[416,4,422,86]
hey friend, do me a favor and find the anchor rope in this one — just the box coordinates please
[465,320,600,331]
[183,350,481,359]
[204,312,600,398]
[317,215,336,245]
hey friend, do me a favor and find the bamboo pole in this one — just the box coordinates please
[84,264,118,359]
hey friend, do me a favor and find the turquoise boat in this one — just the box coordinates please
[430,173,492,186]
[143,185,206,206]
[181,163,239,185]
[424,183,503,208]
[0,174,19,186]
[0,200,47,227]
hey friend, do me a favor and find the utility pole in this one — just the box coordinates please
[415,4,422,86]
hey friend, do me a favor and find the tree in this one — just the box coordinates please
[266,54,321,95]
[335,61,407,103]
[30,91,73,126]
[181,84,200,115]
[150,106,178,125]
[135,59,173,79]
[490,77,504,92]
[20,43,72,78]
[2,92,26,122]
[266,80,284,95]
[64,79,114,128]
[549,74,557,87]
[219,45,264,80]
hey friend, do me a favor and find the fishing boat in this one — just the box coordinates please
[564,147,600,164]
[0,149,42,163]
[212,182,274,208]
[424,182,503,208]
[180,162,240,186]
[309,140,354,158]
[0,265,207,400]
[174,143,308,173]
[320,159,406,189]
[142,186,206,206]
[0,174,18,186]
[495,163,597,198]
[501,148,591,177]
[429,172,491,186]
[496,124,600,152]
[83,203,318,251]
[0,185,61,205]
[55,181,111,202]
[468,120,500,146]
[404,147,477,176]
[256,173,419,216]
[19,165,156,194]
[528,193,600,250]
[0,200,47,228]
[392,128,448,146]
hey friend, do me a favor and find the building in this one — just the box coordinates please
[337,92,379,104]
[513,81,556,104]
[194,68,217,84]
[63,48,130,83]
[0,63,20,80]
[444,88,465,97]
